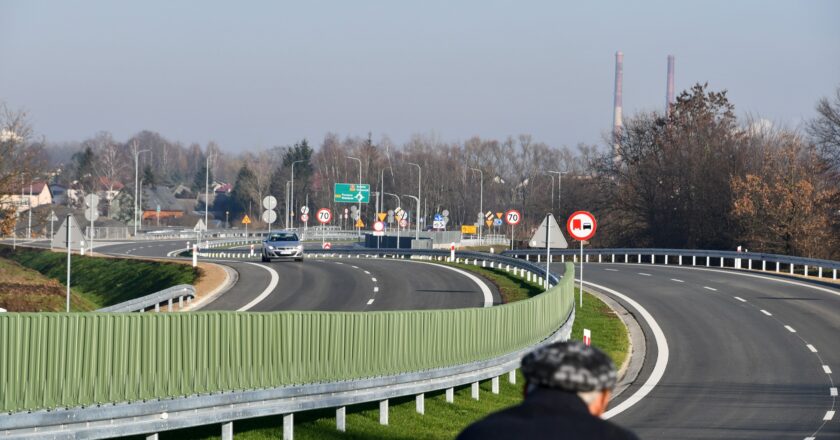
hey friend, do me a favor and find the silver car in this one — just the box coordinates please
[262,231,304,262]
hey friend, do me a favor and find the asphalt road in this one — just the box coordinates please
[552,262,839,440]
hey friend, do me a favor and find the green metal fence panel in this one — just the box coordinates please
[0,263,574,413]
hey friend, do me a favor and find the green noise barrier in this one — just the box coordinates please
[0,263,574,413]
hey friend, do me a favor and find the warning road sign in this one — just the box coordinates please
[377,212,387,222]
[566,211,597,241]
[356,218,365,228]
[242,215,252,225]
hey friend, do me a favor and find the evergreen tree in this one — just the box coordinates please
[230,164,259,217]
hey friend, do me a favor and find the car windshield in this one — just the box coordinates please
[267,233,298,242]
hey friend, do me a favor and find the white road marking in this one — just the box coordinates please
[703,286,717,291]
[351,265,358,269]
[585,281,669,421]
[823,410,835,421]
[807,344,818,353]
[364,270,370,275]
[373,287,379,293]
[784,325,796,333]
[670,278,684,283]
[734,296,747,302]
[236,263,280,312]
[760,309,772,316]
[366,299,374,305]
[823,365,832,374]
[829,387,837,396]
[371,277,377,282]
[804,437,815,440]
[638,273,651,276]
[604,268,619,272]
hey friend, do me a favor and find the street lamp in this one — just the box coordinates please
[204,152,214,234]
[547,170,568,216]
[403,194,420,242]
[407,162,421,240]
[380,166,393,216]
[132,143,150,236]
[384,192,401,249]
[290,159,309,230]
[225,211,229,229]
[284,180,291,231]
[470,167,484,244]
[346,156,362,237]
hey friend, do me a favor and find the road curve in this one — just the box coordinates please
[552,262,839,440]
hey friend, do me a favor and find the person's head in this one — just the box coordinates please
[520,340,617,417]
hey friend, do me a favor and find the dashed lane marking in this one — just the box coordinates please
[638,273,652,276]
[670,278,684,283]
[703,286,717,291]
[808,344,818,353]
[366,299,374,305]
[784,325,797,333]
[604,268,619,272]
[734,296,747,302]
[364,270,371,275]
[371,277,377,282]
[823,365,832,374]
[830,387,837,397]
[823,411,835,421]
[760,309,772,316]
[373,287,379,293]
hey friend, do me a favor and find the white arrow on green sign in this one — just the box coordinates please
[334,183,370,203]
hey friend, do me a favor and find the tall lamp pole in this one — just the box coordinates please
[384,192,401,248]
[346,156,362,237]
[407,162,421,240]
[403,194,420,242]
[547,170,567,216]
[204,152,215,235]
[290,159,308,230]
[470,168,483,244]
[132,144,150,237]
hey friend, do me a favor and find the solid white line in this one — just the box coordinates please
[236,263,280,312]
[585,281,669,420]
[823,365,832,374]
[807,344,818,353]
[638,273,651,276]
[670,278,684,283]
[371,277,377,282]
[734,296,747,302]
[824,410,835,421]
[373,287,379,293]
[604,268,619,272]
[760,309,772,316]
[703,286,717,291]
[366,299,374,305]
[784,325,796,333]
[829,387,837,396]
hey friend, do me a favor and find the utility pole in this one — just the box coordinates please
[132,142,150,237]
[407,163,421,240]
[548,171,567,216]
[384,192,401,248]
[204,152,213,236]
[27,183,32,239]
[290,159,308,230]
[347,156,362,237]
[470,168,483,244]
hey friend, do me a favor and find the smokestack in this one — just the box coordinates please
[612,51,623,158]
[666,55,675,116]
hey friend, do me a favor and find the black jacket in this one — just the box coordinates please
[457,388,639,440]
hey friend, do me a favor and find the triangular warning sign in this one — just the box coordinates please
[51,215,85,250]
[529,214,568,249]
[242,215,252,225]
[496,212,503,219]
[377,212,387,221]
[194,219,206,231]
[355,219,365,228]
[485,219,494,227]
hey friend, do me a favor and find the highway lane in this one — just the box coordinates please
[552,262,839,439]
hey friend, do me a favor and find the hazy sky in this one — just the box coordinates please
[2,1,838,152]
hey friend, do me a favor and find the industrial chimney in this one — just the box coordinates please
[666,55,675,116]
[612,51,623,158]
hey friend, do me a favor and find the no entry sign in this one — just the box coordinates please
[566,211,597,241]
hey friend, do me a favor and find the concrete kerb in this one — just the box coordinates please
[186,264,237,311]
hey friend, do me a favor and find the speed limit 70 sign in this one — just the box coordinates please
[505,210,522,225]
[316,208,332,224]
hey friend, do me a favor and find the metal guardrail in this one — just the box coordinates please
[0,255,574,439]
[501,247,840,279]
[96,284,196,313]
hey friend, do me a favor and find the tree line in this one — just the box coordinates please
[1,83,838,259]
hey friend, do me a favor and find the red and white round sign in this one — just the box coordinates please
[399,218,408,228]
[317,208,332,224]
[322,242,332,250]
[505,209,522,226]
[373,221,384,232]
[300,213,309,222]
[566,211,597,241]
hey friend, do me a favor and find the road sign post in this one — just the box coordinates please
[84,194,100,255]
[262,196,278,234]
[65,214,72,312]
[567,211,597,307]
[317,208,331,248]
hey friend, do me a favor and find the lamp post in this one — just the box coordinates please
[290,159,308,230]
[225,211,229,229]
[346,156,362,237]
[547,170,568,216]
[132,143,150,237]
[284,180,291,231]
[384,192,401,248]
[27,182,32,239]
[470,167,483,244]
[204,152,214,235]
[380,166,393,216]
[138,178,144,231]
[403,194,420,243]
[407,162,421,240]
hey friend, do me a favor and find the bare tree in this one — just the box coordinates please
[808,85,840,175]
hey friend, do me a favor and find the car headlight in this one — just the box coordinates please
[296,245,303,251]
[268,245,275,250]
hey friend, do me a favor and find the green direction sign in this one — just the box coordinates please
[334,183,370,203]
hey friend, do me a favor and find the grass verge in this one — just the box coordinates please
[0,245,199,310]
[0,256,98,311]
[151,266,628,440]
